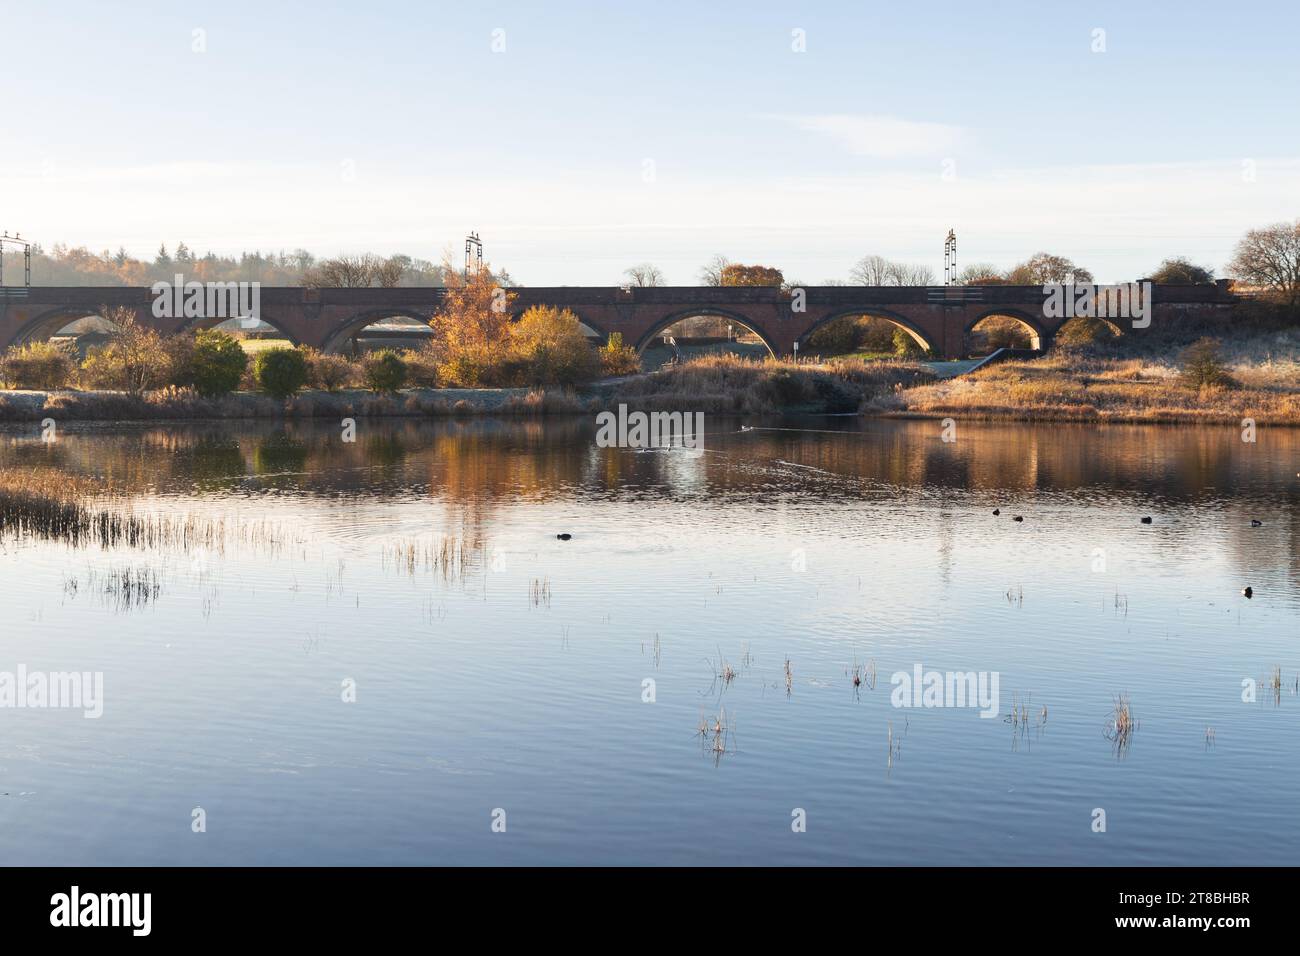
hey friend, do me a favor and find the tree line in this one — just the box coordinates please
[0,243,452,288]
[7,218,1298,308]
[622,218,1300,306]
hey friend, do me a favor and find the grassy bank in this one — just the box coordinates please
[870,349,1300,424]
[0,385,591,422]
[4,325,1297,424]
[0,355,936,422]
[599,354,935,414]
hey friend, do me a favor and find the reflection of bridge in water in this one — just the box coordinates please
[12,418,1296,590]
[0,282,1238,359]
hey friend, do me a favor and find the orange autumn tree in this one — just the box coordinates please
[508,305,602,385]
[720,263,784,287]
[427,258,517,386]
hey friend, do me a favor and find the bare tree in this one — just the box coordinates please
[1006,252,1093,285]
[1227,220,1300,305]
[851,255,934,285]
[286,249,316,274]
[698,254,731,286]
[302,255,373,288]
[958,262,1006,285]
[372,256,405,288]
[302,254,408,288]
[886,262,935,285]
[623,263,665,287]
[850,255,893,285]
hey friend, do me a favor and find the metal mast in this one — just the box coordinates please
[464,232,483,276]
[0,231,32,287]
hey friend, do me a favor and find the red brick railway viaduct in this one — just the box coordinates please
[0,283,1238,360]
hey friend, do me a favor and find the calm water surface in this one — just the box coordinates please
[0,417,1296,865]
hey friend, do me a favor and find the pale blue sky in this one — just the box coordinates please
[2,0,1298,283]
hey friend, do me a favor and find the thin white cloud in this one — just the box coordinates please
[764,113,965,158]
[0,161,274,185]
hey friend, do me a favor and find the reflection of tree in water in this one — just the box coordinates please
[251,432,310,485]
[423,420,590,546]
[184,434,247,491]
[2,418,1295,590]
[363,432,407,471]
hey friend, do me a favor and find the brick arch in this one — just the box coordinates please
[634,307,777,357]
[176,312,302,346]
[576,319,608,342]
[796,308,937,354]
[10,306,118,347]
[966,308,1050,352]
[1056,314,1125,339]
[318,308,433,354]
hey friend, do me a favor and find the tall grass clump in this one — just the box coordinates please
[1103,693,1138,756]
[0,466,289,553]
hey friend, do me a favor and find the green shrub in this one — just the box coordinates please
[1,341,76,390]
[893,328,931,359]
[806,317,860,354]
[859,318,898,353]
[805,317,897,356]
[362,349,407,393]
[188,329,248,396]
[253,347,309,398]
[1180,337,1236,388]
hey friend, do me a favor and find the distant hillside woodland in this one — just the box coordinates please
[0,243,484,288]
